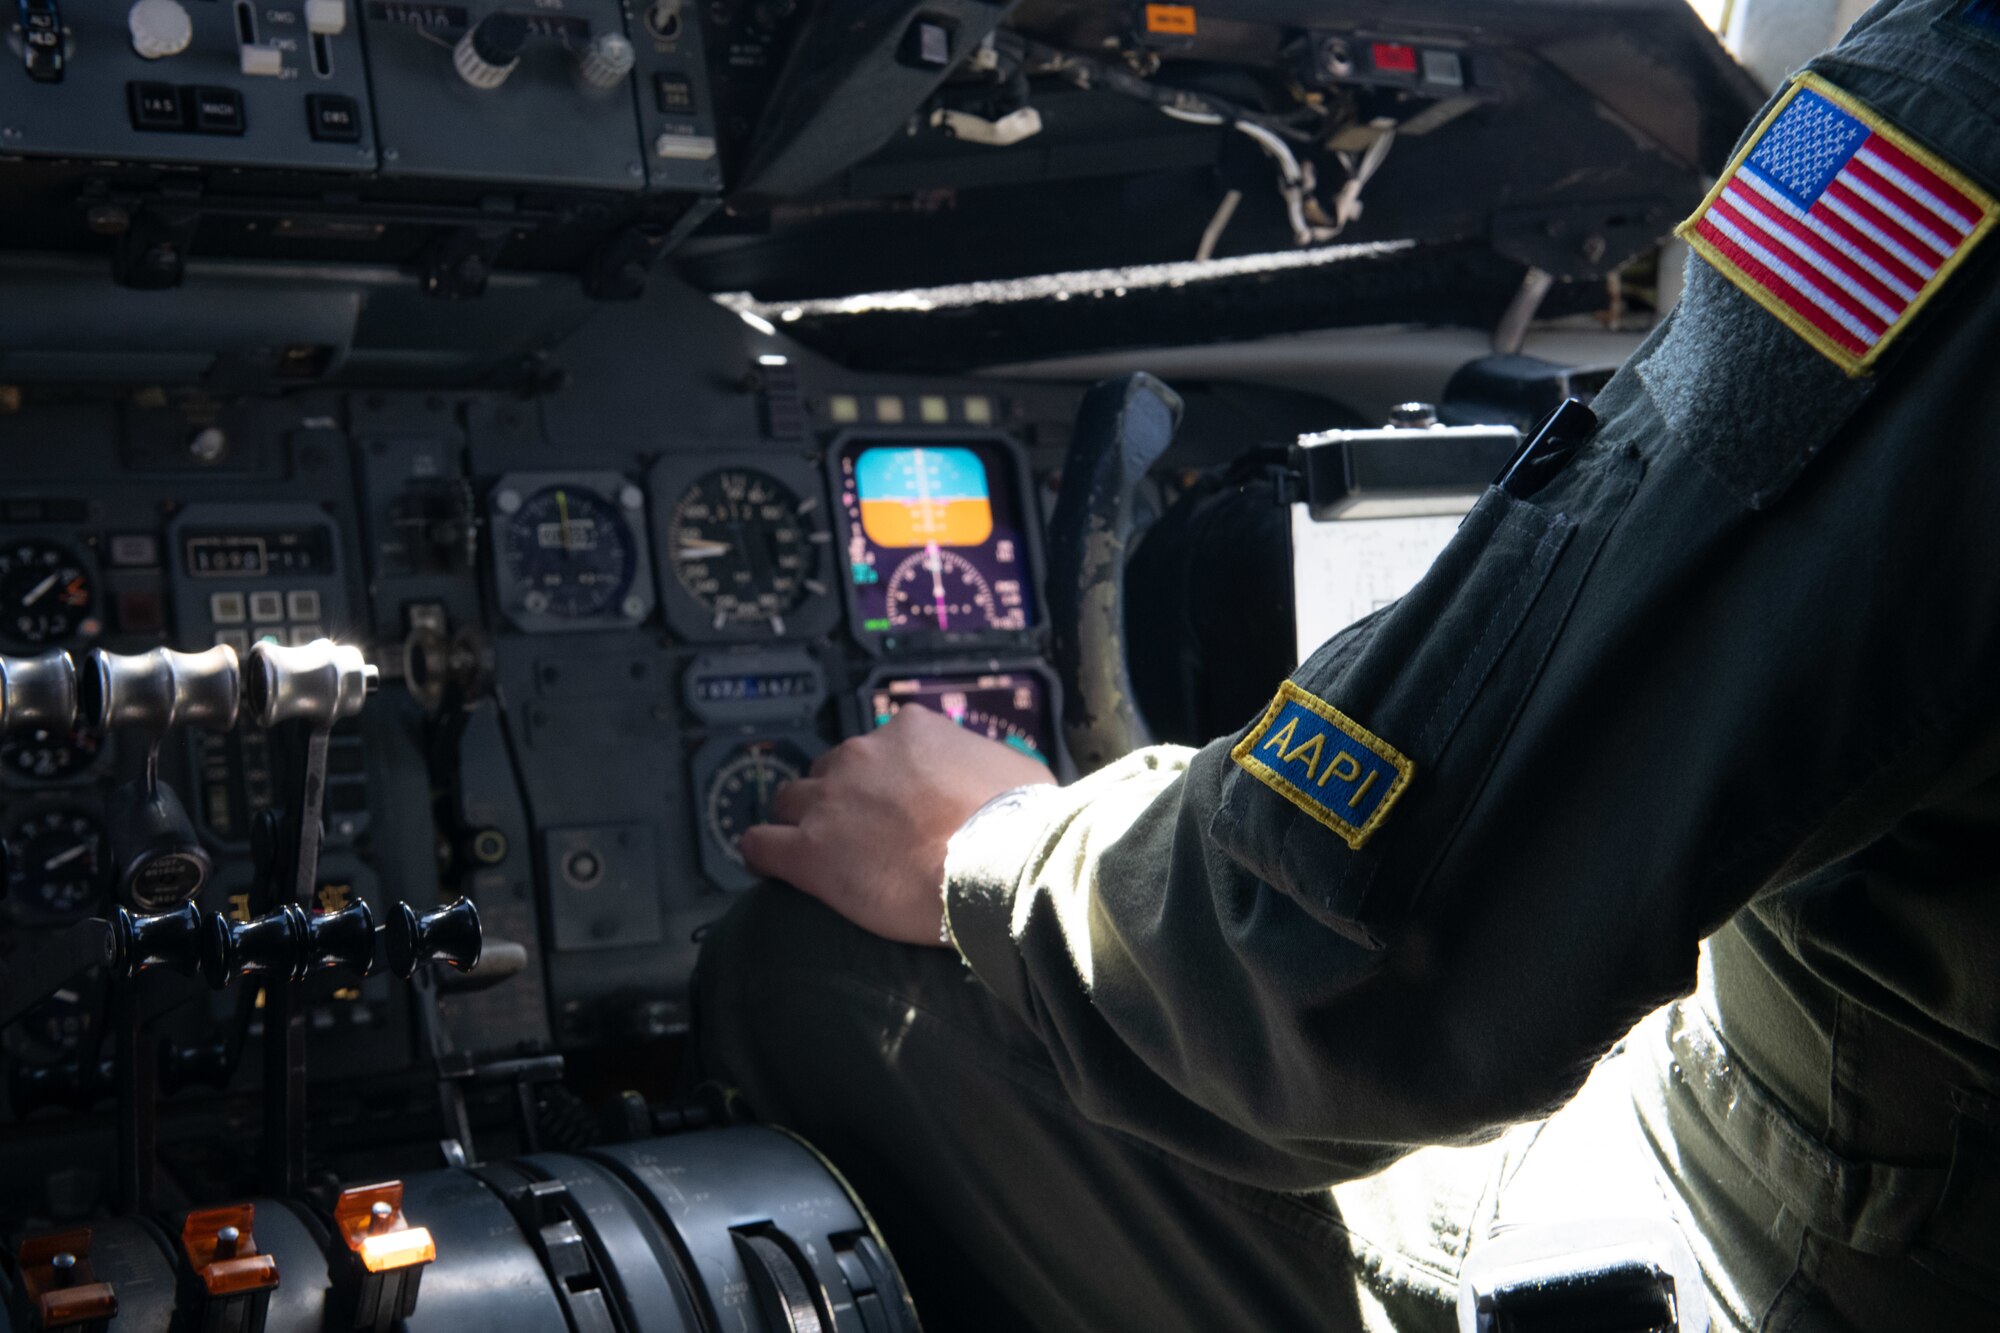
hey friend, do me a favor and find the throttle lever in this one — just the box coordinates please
[201,899,376,987]
[383,898,482,979]
[242,638,377,1199]
[0,650,78,735]
[243,640,377,907]
[79,646,240,910]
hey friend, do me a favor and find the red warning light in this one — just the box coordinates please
[1370,42,1418,74]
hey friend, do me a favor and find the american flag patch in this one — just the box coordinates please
[1680,73,1997,376]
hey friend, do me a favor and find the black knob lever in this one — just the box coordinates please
[307,900,378,978]
[384,898,482,979]
[109,902,205,980]
[201,900,376,988]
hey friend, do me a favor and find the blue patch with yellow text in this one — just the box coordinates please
[1231,681,1413,850]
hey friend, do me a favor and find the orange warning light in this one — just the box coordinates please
[1145,4,1197,36]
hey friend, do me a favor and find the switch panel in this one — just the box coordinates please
[4,0,375,170]
[359,0,650,192]
[631,0,722,194]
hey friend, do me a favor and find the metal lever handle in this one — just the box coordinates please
[77,645,240,737]
[0,651,78,735]
[243,640,376,730]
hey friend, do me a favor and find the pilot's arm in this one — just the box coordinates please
[744,66,2000,1196]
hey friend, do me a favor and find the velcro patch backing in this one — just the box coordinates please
[1677,72,1997,377]
[1230,680,1413,850]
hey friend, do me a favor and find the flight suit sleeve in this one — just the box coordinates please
[942,18,2000,1192]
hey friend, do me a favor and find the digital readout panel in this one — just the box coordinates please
[183,529,336,579]
[867,671,1054,767]
[836,441,1034,638]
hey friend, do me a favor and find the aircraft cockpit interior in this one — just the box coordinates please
[0,2,1792,1329]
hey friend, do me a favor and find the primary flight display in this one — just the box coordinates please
[835,441,1035,645]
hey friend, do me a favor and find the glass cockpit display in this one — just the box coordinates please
[835,440,1035,646]
[866,671,1055,768]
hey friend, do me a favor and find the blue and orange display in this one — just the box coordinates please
[856,447,994,548]
[838,440,1033,638]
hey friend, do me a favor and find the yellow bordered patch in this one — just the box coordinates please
[1677,72,1998,377]
[1231,680,1413,850]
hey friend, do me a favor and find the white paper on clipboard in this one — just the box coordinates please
[1290,504,1465,664]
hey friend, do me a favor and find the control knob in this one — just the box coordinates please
[578,33,636,90]
[128,0,193,60]
[454,12,527,90]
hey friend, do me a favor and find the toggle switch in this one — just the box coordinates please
[20,0,65,83]
[239,45,283,77]
[305,0,347,36]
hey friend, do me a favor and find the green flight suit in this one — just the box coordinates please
[697,2,2000,1327]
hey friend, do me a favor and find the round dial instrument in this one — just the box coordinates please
[702,740,810,868]
[667,469,826,635]
[2,988,95,1067]
[0,539,95,648]
[1,726,104,784]
[499,486,640,619]
[5,807,107,923]
[883,548,995,632]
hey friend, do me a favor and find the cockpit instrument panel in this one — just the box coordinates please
[833,437,1040,654]
[651,457,839,642]
[489,472,656,633]
[691,732,825,893]
[0,538,98,649]
[863,667,1062,773]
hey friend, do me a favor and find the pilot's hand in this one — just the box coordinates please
[740,705,1058,946]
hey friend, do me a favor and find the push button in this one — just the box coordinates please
[192,87,246,135]
[306,94,361,144]
[128,81,186,132]
[653,72,693,113]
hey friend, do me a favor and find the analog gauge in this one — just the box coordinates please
[883,548,996,632]
[1,726,104,784]
[4,807,107,924]
[2,987,95,1067]
[702,740,811,868]
[499,485,640,619]
[667,469,829,635]
[0,539,95,648]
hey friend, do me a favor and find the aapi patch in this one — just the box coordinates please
[1231,681,1412,851]
[1677,72,1998,376]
